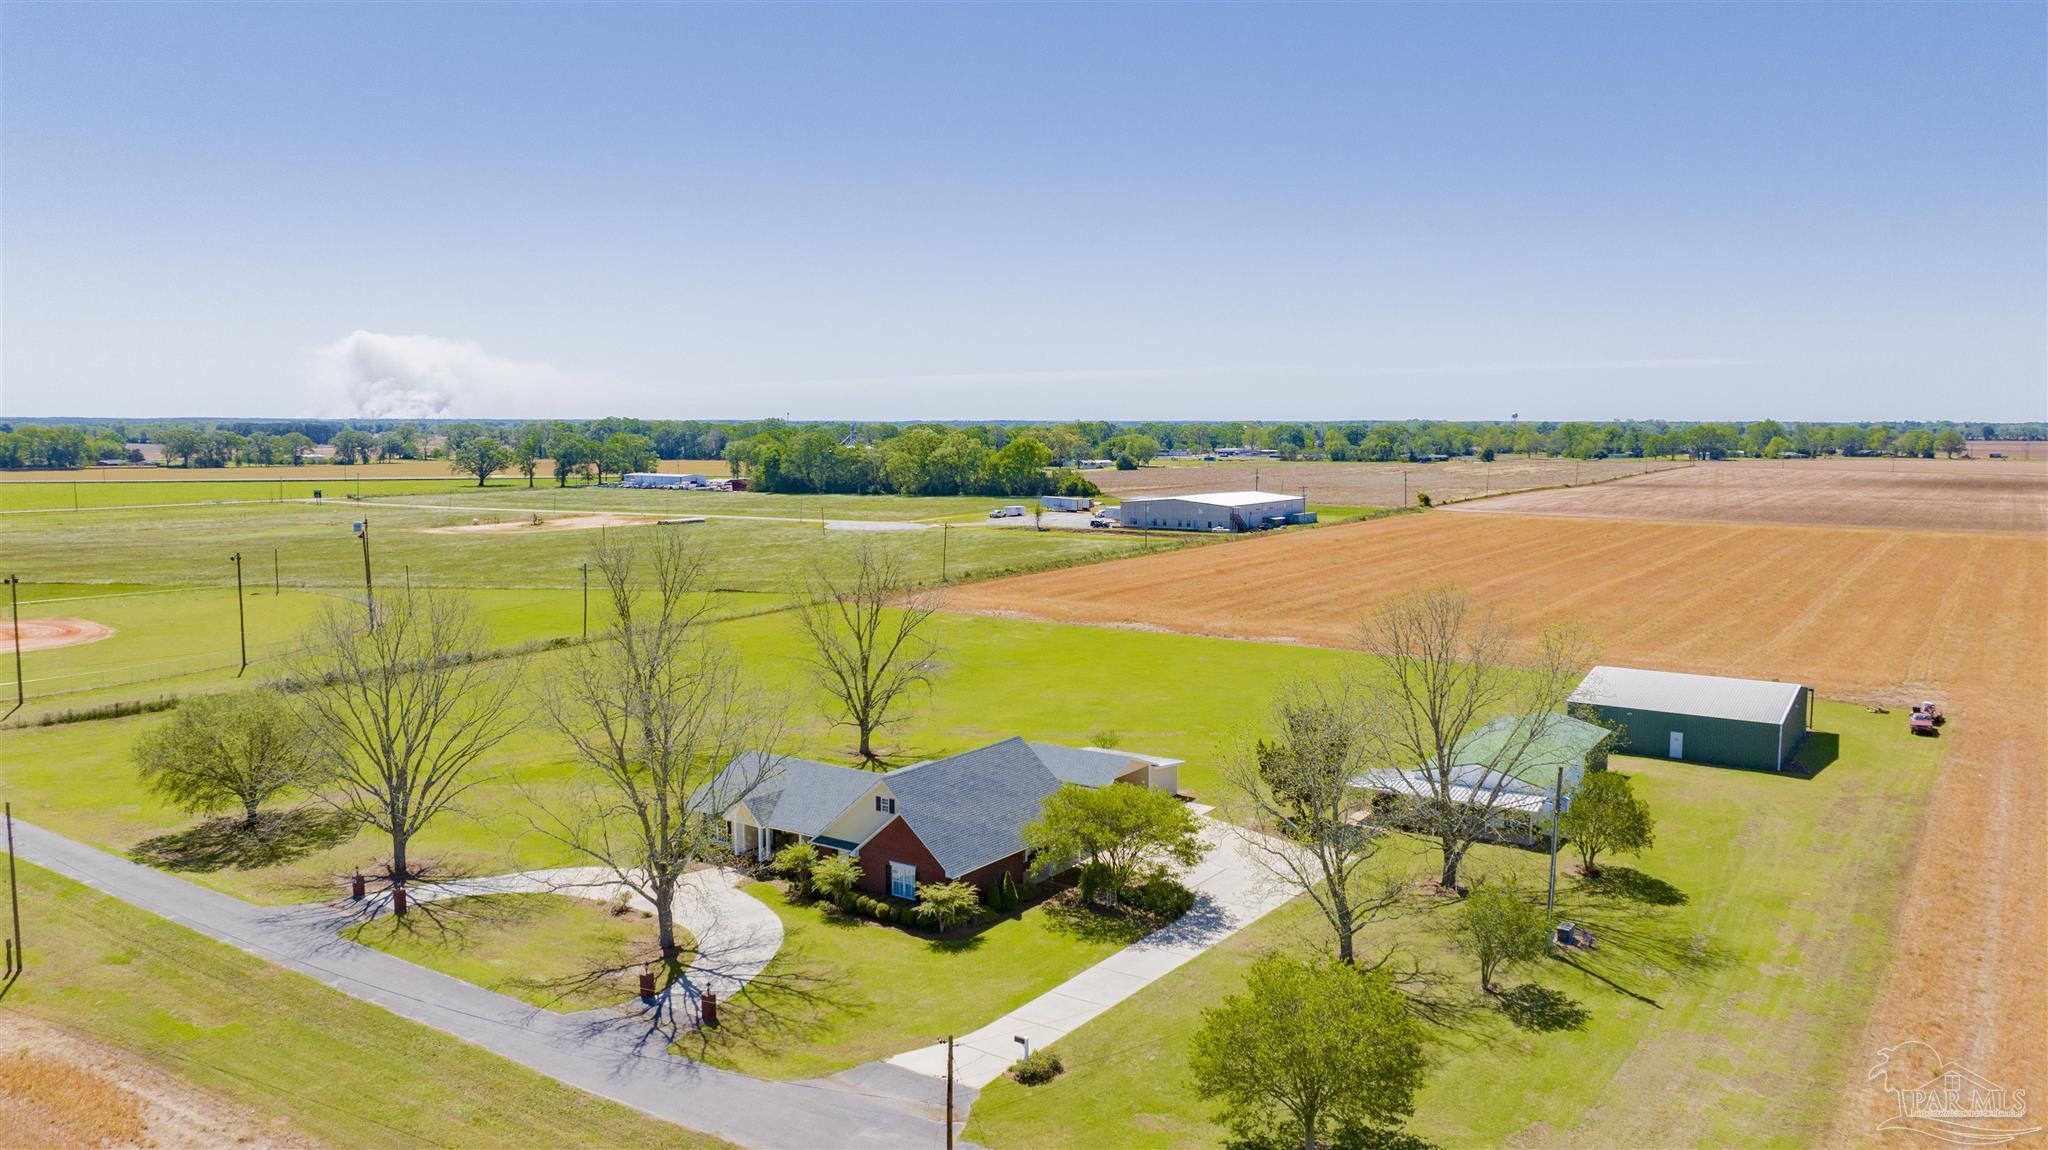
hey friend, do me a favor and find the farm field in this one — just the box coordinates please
[1088,455,1690,507]
[943,508,2048,1139]
[1967,438,2047,460]
[0,496,1193,703]
[1,475,513,511]
[1449,459,2048,534]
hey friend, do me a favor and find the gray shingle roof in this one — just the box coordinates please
[881,737,1062,878]
[711,752,880,839]
[1026,743,1152,788]
[1570,666,1804,726]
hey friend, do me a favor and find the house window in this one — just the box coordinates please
[888,861,917,900]
[875,796,896,814]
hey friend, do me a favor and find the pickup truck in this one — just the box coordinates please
[1909,709,1937,736]
[988,506,1025,518]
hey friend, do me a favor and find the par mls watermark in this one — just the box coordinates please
[1868,1041,2040,1145]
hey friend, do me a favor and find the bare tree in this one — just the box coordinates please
[1357,585,1591,893]
[1226,676,1400,965]
[794,538,941,764]
[534,532,788,966]
[291,589,522,904]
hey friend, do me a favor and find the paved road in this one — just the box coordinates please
[886,814,1299,1087]
[12,819,959,1149]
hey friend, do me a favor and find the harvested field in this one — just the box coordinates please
[0,618,114,653]
[1448,461,2048,534]
[1968,439,2047,460]
[422,513,660,534]
[945,509,2048,1135]
[1089,456,1688,508]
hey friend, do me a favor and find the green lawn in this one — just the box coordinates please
[1,612,1355,901]
[965,701,1942,1149]
[382,486,1020,522]
[0,474,511,511]
[344,891,668,1012]
[685,882,1149,1080]
[2,860,735,1148]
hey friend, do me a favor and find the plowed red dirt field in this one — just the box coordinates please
[1088,456,1689,507]
[1448,461,2048,534]
[944,511,2047,1142]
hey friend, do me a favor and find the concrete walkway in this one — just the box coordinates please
[11,819,955,1149]
[404,864,783,1000]
[886,814,1299,1087]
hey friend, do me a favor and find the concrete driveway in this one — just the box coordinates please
[885,813,1299,1087]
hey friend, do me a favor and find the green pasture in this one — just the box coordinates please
[966,701,1941,1149]
[381,485,1021,522]
[5,861,733,1148]
[0,499,1183,594]
[0,474,511,512]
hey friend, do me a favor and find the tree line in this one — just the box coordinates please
[6,414,2041,472]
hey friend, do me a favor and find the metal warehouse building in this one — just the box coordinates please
[1569,666,1813,771]
[1116,490,1307,532]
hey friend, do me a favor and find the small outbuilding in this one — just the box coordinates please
[1116,490,1307,532]
[1569,665,1812,771]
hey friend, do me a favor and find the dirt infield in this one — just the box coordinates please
[945,510,2047,1132]
[1089,457,1690,508]
[1448,461,2048,534]
[422,513,658,535]
[0,617,114,653]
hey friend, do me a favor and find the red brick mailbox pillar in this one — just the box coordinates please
[391,885,407,915]
[351,871,365,900]
[701,992,719,1028]
[638,970,656,1000]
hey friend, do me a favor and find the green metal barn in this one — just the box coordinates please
[1568,666,1812,771]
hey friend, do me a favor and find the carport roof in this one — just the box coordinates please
[1027,743,1177,787]
[1119,490,1301,508]
[1569,666,1805,726]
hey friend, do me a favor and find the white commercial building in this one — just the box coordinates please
[1116,490,1306,531]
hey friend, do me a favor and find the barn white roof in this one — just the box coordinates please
[1569,666,1804,726]
[1120,490,1301,508]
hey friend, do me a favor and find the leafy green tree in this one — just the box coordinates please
[331,428,376,465]
[1022,782,1208,907]
[601,432,658,480]
[450,438,509,486]
[1459,879,1550,993]
[810,852,863,901]
[1935,428,1966,458]
[514,429,544,487]
[1188,956,1426,1150]
[553,434,596,485]
[773,841,822,896]
[913,879,983,931]
[1762,435,1795,459]
[1560,770,1655,877]
[131,690,320,828]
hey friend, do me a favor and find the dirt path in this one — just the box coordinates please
[421,512,670,534]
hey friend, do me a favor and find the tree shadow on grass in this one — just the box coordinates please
[1040,897,1156,947]
[1495,983,1591,1032]
[1579,866,1689,907]
[129,808,360,872]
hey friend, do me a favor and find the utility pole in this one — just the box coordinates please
[939,525,949,584]
[5,802,19,980]
[230,553,247,675]
[272,548,280,596]
[1546,767,1565,921]
[357,519,376,627]
[4,575,20,712]
[581,563,590,639]
[1402,471,1409,507]
[945,1035,955,1150]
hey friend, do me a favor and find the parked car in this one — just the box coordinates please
[1088,516,1113,528]
[1909,710,1937,736]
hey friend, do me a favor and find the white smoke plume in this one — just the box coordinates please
[310,331,559,419]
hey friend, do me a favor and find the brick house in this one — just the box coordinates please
[713,737,1182,899]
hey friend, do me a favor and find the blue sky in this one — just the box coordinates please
[2,2,2041,421]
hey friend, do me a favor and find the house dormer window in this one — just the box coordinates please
[876,796,896,814]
